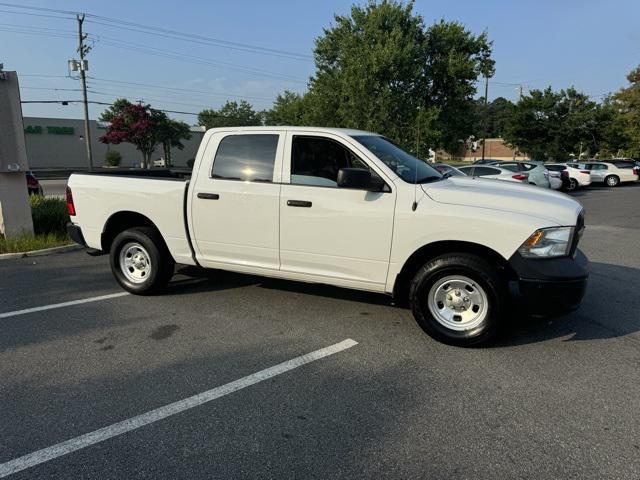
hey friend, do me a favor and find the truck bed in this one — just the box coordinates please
[67,171,195,265]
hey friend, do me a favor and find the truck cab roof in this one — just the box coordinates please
[203,126,379,137]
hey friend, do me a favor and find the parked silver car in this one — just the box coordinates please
[458,165,529,183]
[489,161,551,188]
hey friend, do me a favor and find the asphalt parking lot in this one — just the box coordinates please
[1,183,639,479]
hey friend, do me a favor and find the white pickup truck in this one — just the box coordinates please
[67,127,588,346]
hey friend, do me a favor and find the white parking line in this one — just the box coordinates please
[0,338,359,478]
[0,292,129,319]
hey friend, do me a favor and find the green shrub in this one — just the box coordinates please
[105,150,122,167]
[30,195,69,236]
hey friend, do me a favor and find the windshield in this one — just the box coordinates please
[351,135,443,184]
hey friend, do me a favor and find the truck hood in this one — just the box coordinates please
[422,176,582,226]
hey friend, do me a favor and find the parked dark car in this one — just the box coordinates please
[26,171,43,195]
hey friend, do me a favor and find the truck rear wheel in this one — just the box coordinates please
[110,227,174,295]
[409,253,505,346]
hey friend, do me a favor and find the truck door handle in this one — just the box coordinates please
[287,200,312,208]
[197,192,220,200]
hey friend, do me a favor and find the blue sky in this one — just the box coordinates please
[2,0,639,124]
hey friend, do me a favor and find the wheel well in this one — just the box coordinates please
[392,241,515,304]
[101,211,159,252]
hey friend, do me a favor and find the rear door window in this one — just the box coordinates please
[212,134,279,182]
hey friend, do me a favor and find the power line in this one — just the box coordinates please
[87,76,274,101]
[0,2,311,61]
[21,86,83,92]
[0,25,308,84]
[93,36,307,83]
[0,2,79,16]
[86,84,273,108]
[18,74,70,78]
[0,7,73,20]
[21,99,201,116]
[0,25,77,39]
[18,73,276,103]
[0,22,76,33]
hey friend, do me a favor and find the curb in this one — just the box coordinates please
[0,244,82,260]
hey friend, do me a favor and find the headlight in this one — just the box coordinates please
[518,227,574,258]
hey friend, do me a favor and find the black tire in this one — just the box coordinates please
[566,178,578,191]
[409,253,506,347]
[109,226,175,295]
[604,175,619,187]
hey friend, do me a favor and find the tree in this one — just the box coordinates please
[263,91,308,126]
[611,65,640,157]
[156,119,192,167]
[99,98,133,122]
[300,1,493,156]
[100,99,191,168]
[100,103,167,168]
[473,96,514,139]
[198,100,262,129]
[503,87,607,160]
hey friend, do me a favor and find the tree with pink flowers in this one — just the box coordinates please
[100,102,167,169]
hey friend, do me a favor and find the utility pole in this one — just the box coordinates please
[480,75,489,162]
[518,84,524,101]
[77,14,93,171]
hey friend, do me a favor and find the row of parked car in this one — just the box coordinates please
[432,159,640,191]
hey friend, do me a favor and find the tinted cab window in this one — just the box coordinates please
[212,134,279,182]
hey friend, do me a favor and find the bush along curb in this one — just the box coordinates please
[0,244,82,260]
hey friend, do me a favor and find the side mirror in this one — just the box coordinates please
[337,168,372,190]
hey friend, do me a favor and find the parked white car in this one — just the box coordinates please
[581,161,639,187]
[66,127,588,346]
[457,165,528,183]
[550,163,592,191]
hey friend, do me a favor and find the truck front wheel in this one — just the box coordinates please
[409,253,505,346]
[109,227,175,295]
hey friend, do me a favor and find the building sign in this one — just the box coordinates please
[24,125,42,134]
[47,126,74,135]
[24,125,75,135]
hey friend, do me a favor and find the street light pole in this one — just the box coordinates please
[77,14,93,171]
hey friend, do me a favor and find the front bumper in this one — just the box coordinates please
[508,249,589,317]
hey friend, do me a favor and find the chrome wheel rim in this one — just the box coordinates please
[119,242,152,284]
[427,275,488,331]
[606,176,617,186]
